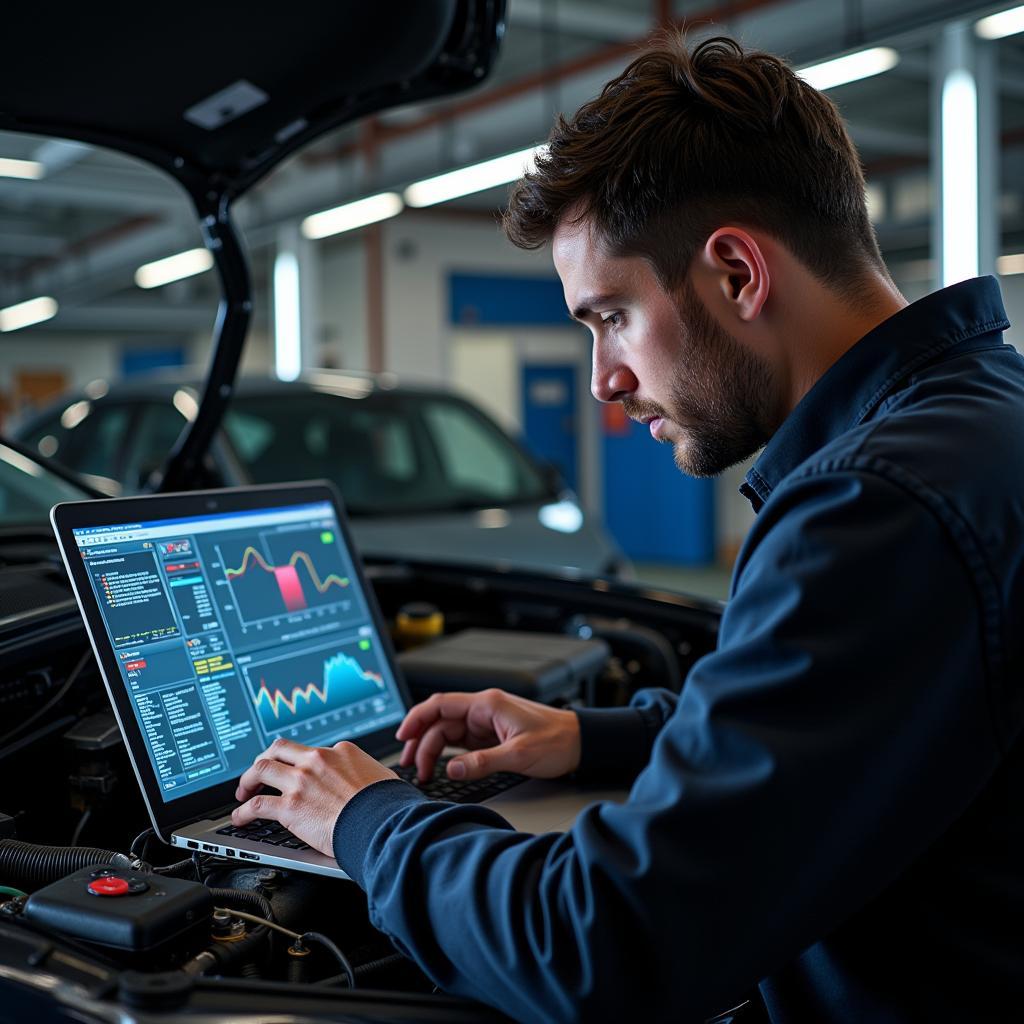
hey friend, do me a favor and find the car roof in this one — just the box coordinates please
[0,3,503,200]
[11,373,481,435]
[70,370,464,403]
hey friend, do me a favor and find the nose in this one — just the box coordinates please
[590,339,638,403]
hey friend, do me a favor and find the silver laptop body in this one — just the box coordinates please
[52,482,626,881]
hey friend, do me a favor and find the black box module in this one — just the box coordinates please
[23,866,213,953]
[398,629,609,704]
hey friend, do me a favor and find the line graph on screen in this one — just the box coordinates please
[218,528,351,623]
[246,639,388,735]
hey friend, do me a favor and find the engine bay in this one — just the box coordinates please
[0,545,720,1022]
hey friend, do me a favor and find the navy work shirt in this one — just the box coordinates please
[334,277,1024,1023]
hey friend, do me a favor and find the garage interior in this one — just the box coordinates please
[1,2,1023,1021]
[3,0,1022,599]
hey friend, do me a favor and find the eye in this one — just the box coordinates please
[601,311,624,328]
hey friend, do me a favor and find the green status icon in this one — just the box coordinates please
[359,639,371,651]
[320,530,334,544]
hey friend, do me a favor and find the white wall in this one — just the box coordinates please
[994,272,1024,352]
[320,239,368,370]
[0,333,120,398]
[381,212,555,381]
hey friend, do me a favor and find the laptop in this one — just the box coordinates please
[51,481,627,879]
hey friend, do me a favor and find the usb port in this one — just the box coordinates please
[238,850,258,860]
[186,841,199,850]
[202,844,217,852]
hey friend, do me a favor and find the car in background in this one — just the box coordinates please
[13,371,630,578]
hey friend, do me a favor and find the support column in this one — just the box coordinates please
[933,21,998,288]
[273,221,320,380]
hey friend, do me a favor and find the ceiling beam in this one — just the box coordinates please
[509,0,649,43]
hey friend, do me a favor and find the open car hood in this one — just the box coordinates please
[0,1,504,199]
[0,1,505,493]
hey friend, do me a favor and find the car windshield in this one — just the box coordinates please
[222,390,554,515]
[0,443,87,527]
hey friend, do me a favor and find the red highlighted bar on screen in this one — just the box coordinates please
[273,564,307,612]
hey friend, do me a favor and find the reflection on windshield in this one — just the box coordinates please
[0,444,86,525]
[224,392,554,515]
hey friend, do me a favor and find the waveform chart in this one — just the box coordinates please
[245,638,388,736]
[218,528,352,624]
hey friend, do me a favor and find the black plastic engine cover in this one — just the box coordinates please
[23,865,212,952]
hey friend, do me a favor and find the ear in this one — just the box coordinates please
[697,227,770,322]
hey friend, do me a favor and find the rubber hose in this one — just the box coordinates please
[197,925,270,976]
[206,886,275,922]
[151,857,196,877]
[354,952,407,981]
[0,839,132,891]
[319,952,407,988]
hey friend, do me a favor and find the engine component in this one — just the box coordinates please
[22,865,212,953]
[398,628,608,704]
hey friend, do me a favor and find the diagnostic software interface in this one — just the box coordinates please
[72,501,404,802]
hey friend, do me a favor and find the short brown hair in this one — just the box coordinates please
[504,34,885,299]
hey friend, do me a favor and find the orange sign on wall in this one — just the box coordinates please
[601,403,631,436]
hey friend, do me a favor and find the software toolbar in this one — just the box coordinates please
[74,503,404,802]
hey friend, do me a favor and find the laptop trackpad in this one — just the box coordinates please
[484,778,629,833]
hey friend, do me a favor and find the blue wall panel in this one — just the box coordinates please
[121,347,185,377]
[602,416,715,565]
[449,273,567,326]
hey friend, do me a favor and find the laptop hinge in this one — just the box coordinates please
[177,803,235,830]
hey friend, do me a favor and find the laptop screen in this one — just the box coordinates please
[70,499,405,803]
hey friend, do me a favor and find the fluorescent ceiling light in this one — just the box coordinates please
[941,68,979,286]
[976,5,1024,39]
[996,253,1024,275]
[135,248,214,289]
[0,157,44,180]
[404,145,548,208]
[0,295,58,332]
[301,192,403,240]
[274,250,302,381]
[798,47,899,91]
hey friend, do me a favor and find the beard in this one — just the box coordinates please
[622,281,776,478]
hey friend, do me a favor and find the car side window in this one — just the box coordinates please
[69,404,136,480]
[19,401,132,481]
[421,400,521,501]
[120,405,189,492]
[19,411,70,463]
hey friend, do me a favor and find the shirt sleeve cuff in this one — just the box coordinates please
[333,777,431,886]
[574,706,652,782]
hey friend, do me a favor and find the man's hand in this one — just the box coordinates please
[232,738,397,856]
[396,688,581,783]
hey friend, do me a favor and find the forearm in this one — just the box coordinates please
[573,686,679,783]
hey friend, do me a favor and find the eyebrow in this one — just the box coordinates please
[570,293,622,321]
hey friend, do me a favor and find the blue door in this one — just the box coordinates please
[602,405,715,565]
[521,364,578,492]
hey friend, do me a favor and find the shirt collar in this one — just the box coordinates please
[740,275,1009,512]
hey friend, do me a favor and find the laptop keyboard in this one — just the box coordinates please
[216,819,308,849]
[393,757,527,802]
[215,760,527,851]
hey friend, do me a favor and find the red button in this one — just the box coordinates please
[88,876,129,896]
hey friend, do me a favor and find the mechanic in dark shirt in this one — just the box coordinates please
[231,35,1024,1022]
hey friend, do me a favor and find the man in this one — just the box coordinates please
[232,35,1024,1022]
